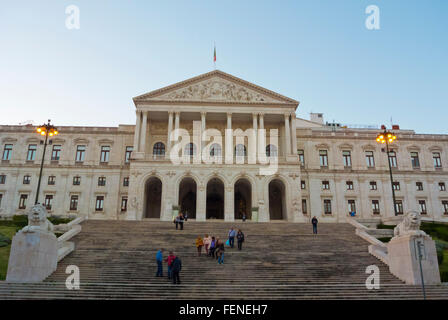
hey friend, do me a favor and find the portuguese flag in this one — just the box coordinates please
[213,45,216,62]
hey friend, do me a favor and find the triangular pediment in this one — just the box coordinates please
[133,70,298,105]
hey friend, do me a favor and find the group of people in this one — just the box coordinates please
[156,249,182,284]
[173,212,186,230]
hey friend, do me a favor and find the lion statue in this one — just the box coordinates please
[21,204,54,234]
[393,211,427,238]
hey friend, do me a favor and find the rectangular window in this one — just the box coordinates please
[95,196,104,211]
[23,175,31,185]
[342,150,352,167]
[100,146,110,163]
[324,199,332,215]
[302,199,307,214]
[346,181,354,190]
[51,145,62,161]
[322,180,330,190]
[44,195,53,211]
[348,200,356,215]
[98,177,106,186]
[73,176,81,186]
[392,181,400,191]
[121,197,128,212]
[319,150,328,167]
[416,182,423,191]
[19,194,28,209]
[123,177,129,187]
[125,146,133,163]
[0,175,6,184]
[27,144,37,161]
[418,200,427,215]
[70,195,79,211]
[300,180,306,190]
[439,182,446,191]
[75,145,86,162]
[365,151,375,168]
[2,144,13,161]
[433,152,442,168]
[410,152,420,168]
[48,175,56,185]
[372,200,380,215]
[395,200,403,215]
[388,151,397,168]
[369,181,377,190]
[442,201,448,215]
[297,149,305,166]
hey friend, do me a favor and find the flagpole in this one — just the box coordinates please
[213,42,216,70]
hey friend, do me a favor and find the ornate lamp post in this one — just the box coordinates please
[376,129,397,216]
[35,120,59,205]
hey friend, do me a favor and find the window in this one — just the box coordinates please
[392,181,400,191]
[153,142,165,156]
[73,176,81,186]
[301,180,306,190]
[234,144,246,157]
[302,199,307,215]
[48,175,56,185]
[95,196,104,211]
[70,195,79,211]
[372,200,380,215]
[322,181,330,190]
[0,175,5,184]
[19,194,28,209]
[410,152,420,168]
[51,145,61,161]
[442,201,448,215]
[121,197,128,212]
[98,177,106,186]
[123,177,129,187]
[365,151,375,168]
[388,151,397,168]
[319,150,328,167]
[185,143,197,156]
[297,149,305,166]
[27,144,37,161]
[433,152,442,168]
[416,182,423,191]
[342,150,352,167]
[346,181,354,190]
[23,175,31,184]
[100,146,110,163]
[369,181,377,190]
[210,143,222,157]
[439,182,446,191]
[266,144,277,157]
[125,146,133,163]
[75,145,86,162]
[395,200,403,215]
[44,195,53,211]
[2,144,13,161]
[348,200,356,215]
[418,200,427,215]
[324,199,332,214]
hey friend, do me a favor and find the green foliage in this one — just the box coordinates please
[377,223,395,230]
[441,271,448,283]
[12,215,28,228]
[435,241,445,265]
[0,233,11,247]
[421,222,448,242]
[48,217,72,225]
[378,237,392,243]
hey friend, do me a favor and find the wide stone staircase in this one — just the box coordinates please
[0,220,447,299]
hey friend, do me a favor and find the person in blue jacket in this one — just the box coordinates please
[156,248,164,277]
[171,256,182,284]
[228,227,236,248]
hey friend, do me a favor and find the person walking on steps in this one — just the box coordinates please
[155,248,164,277]
[203,234,211,256]
[171,256,182,285]
[165,251,176,280]
[195,235,204,256]
[216,240,225,264]
[179,213,185,230]
[237,229,245,251]
[312,216,318,234]
[228,227,236,248]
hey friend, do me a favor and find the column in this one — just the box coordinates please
[225,112,233,164]
[258,113,265,160]
[250,113,258,164]
[167,111,173,153]
[201,111,206,154]
[284,113,291,156]
[133,111,141,152]
[196,185,206,221]
[174,112,180,140]
[224,186,234,221]
[139,111,148,153]
[290,112,297,156]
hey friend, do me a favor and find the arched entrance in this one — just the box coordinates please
[178,177,197,219]
[234,179,251,219]
[206,178,224,219]
[269,179,286,220]
[144,177,162,218]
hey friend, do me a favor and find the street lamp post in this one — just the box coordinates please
[376,129,398,216]
[35,120,59,205]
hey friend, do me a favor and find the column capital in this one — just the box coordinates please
[227,112,232,117]
[258,112,265,117]
[175,111,180,116]
[168,111,174,116]
[201,111,207,117]
[284,113,291,119]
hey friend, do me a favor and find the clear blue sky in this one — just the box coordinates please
[0,1,446,133]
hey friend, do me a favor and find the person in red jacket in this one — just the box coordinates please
[165,251,176,280]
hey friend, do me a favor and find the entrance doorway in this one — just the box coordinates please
[206,178,224,219]
[144,177,162,218]
[178,177,197,218]
[269,179,286,220]
[234,179,251,219]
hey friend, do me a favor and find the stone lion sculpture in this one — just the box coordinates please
[393,211,427,238]
[22,204,54,234]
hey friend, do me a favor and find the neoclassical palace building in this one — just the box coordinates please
[1,70,448,223]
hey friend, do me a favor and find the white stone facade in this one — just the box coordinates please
[1,70,448,223]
